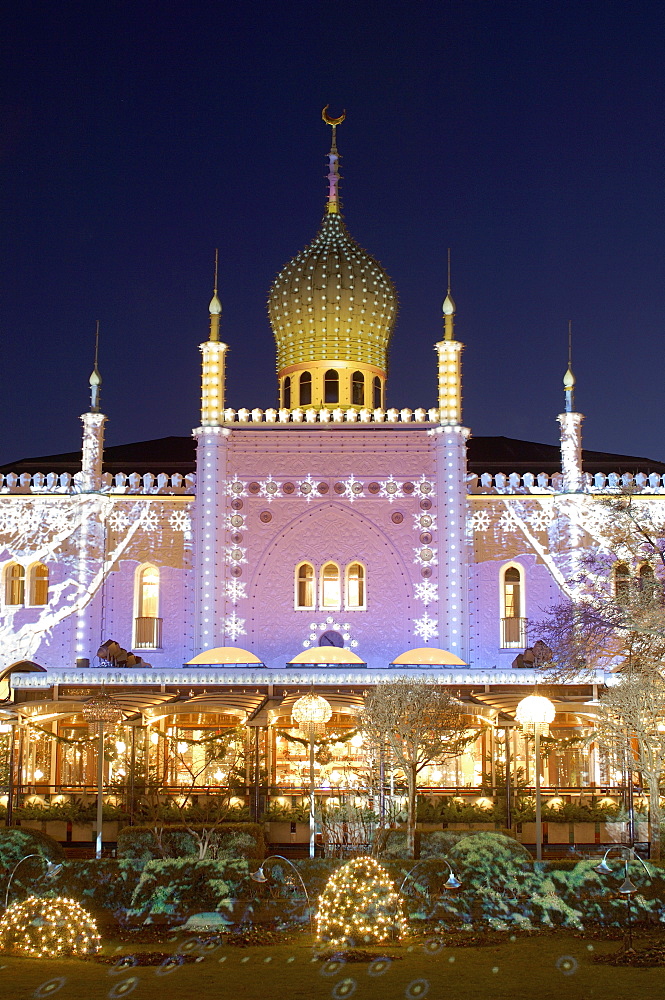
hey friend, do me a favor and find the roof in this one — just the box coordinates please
[1,433,664,477]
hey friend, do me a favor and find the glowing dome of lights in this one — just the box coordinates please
[0,896,100,957]
[268,214,397,375]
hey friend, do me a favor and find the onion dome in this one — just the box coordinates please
[268,110,397,410]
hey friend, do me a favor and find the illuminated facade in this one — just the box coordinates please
[2,113,665,831]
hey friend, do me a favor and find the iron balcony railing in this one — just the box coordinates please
[501,616,527,648]
[134,617,163,649]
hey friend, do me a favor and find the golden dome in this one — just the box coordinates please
[268,116,397,407]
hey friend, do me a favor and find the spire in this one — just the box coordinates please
[89,321,102,412]
[322,105,346,215]
[209,249,222,342]
[563,319,575,412]
[442,248,456,340]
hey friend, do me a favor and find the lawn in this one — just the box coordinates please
[2,932,665,1000]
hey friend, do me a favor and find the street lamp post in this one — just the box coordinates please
[516,694,555,862]
[594,846,652,953]
[83,691,123,859]
[4,854,63,910]
[292,693,332,859]
[250,855,313,934]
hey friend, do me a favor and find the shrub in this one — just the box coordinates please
[41,860,144,923]
[0,828,65,903]
[127,858,249,923]
[116,823,265,862]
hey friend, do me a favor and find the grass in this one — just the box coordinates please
[2,931,665,1000]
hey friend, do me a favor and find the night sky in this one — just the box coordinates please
[2,2,664,468]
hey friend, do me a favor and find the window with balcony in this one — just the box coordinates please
[134,563,162,648]
[501,564,525,648]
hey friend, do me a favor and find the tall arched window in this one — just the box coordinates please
[29,563,49,606]
[135,564,162,648]
[615,563,630,603]
[501,564,524,647]
[321,562,341,609]
[5,563,25,606]
[282,376,291,409]
[373,376,382,409]
[299,371,312,407]
[352,371,364,406]
[324,369,339,405]
[295,562,315,609]
[345,562,366,610]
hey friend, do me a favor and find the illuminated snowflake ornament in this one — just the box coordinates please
[223,612,246,641]
[224,579,247,604]
[413,612,439,642]
[107,508,129,532]
[528,507,551,532]
[378,476,403,503]
[169,509,192,532]
[497,508,520,533]
[470,509,491,532]
[258,476,281,502]
[414,580,438,606]
[141,509,160,533]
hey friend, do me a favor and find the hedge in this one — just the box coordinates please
[0,828,66,903]
[127,858,250,922]
[116,823,265,862]
[41,859,144,922]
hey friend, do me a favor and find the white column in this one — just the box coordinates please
[557,411,584,493]
[80,412,106,492]
[192,426,229,651]
[434,424,470,661]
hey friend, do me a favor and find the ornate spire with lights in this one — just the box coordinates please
[89,321,102,412]
[435,249,463,424]
[80,322,106,491]
[558,320,584,492]
[563,319,575,412]
[268,109,397,410]
[200,249,228,426]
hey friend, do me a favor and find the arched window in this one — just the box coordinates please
[501,564,524,647]
[5,563,25,606]
[373,376,382,409]
[295,562,315,609]
[615,563,630,603]
[321,562,341,609]
[639,564,656,603]
[345,562,366,609]
[135,564,162,648]
[324,369,339,405]
[29,563,49,606]
[283,376,291,409]
[352,371,364,406]
[299,371,312,407]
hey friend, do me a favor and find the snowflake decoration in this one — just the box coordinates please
[528,508,551,532]
[378,476,403,503]
[295,475,320,502]
[225,512,245,530]
[226,475,247,498]
[413,511,437,531]
[169,509,192,533]
[470,509,491,532]
[223,612,246,641]
[224,579,247,604]
[258,476,281,502]
[302,617,359,650]
[339,474,363,501]
[225,545,247,565]
[414,580,438,606]
[141,509,160,533]
[414,546,438,567]
[417,475,436,498]
[107,508,129,532]
[497,509,520,533]
[413,612,439,643]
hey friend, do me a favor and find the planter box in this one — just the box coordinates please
[267,822,311,844]
[546,822,571,844]
[601,822,627,844]
[44,821,68,842]
[102,821,119,841]
[573,823,597,844]
[71,823,94,843]
[441,823,496,832]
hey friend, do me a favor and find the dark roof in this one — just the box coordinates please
[1,433,664,478]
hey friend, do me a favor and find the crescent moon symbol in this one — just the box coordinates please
[322,105,346,126]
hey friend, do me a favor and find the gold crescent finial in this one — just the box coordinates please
[322,105,346,126]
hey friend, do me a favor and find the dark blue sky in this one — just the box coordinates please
[2,1,664,467]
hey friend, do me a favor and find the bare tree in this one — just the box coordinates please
[360,677,476,858]
[595,672,665,860]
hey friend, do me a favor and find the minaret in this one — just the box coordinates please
[432,254,469,662]
[193,255,230,652]
[80,322,106,492]
[557,322,584,492]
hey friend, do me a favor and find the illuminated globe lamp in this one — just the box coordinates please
[515,694,555,862]
[0,896,100,958]
[83,690,123,860]
[291,693,332,859]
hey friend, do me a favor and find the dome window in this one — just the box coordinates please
[324,370,339,404]
[352,371,365,406]
[283,376,291,409]
[299,371,312,407]
[373,377,382,409]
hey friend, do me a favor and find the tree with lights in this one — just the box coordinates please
[361,678,475,857]
[316,856,407,950]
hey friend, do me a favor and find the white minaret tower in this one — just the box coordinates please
[558,322,584,493]
[193,253,230,652]
[80,322,106,492]
[432,254,469,661]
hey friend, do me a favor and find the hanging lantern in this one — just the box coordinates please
[82,691,123,736]
[292,693,332,739]
[315,747,334,765]
[515,694,555,735]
